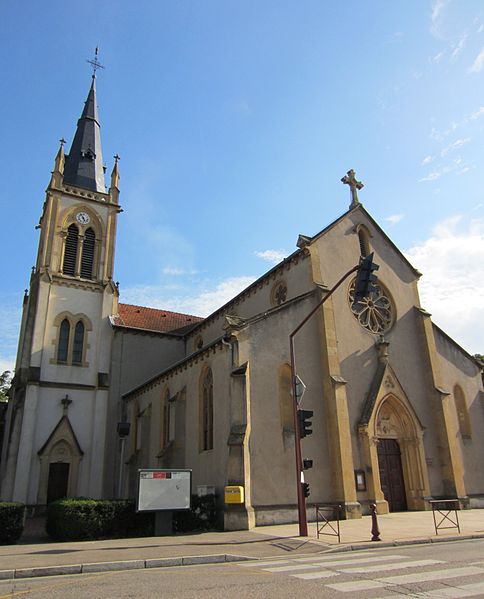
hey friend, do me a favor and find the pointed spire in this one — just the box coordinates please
[111,154,120,189]
[63,76,106,192]
[54,138,66,174]
[109,154,120,204]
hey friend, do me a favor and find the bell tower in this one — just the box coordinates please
[0,60,121,507]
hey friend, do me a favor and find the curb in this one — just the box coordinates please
[325,532,484,553]
[2,534,484,581]
[0,554,256,581]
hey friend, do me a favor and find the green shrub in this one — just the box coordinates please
[46,498,154,541]
[0,502,25,544]
[173,494,219,532]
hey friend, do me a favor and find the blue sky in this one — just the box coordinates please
[1,0,484,372]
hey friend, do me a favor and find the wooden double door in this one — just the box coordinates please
[377,438,407,512]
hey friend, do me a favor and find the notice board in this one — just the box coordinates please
[137,469,192,512]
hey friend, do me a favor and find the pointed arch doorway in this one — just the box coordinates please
[358,363,431,514]
[377,438,407,512]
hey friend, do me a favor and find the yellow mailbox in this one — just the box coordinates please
[224,485,244,504]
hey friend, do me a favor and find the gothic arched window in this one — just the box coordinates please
[54,313,91,367]
[357,225,371,257]
[72,321,85,365]
[63,224,79,276]
[57,319,70,362]
[80,227,95,279]
[200,368,213,451]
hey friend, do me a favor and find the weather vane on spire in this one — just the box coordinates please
[87,47,105,77]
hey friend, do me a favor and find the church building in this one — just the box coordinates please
[1,71,483,531]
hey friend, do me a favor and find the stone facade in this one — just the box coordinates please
[1,78,483,530]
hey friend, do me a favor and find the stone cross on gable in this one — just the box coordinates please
[61,394,72,414]
[341,169,364,209]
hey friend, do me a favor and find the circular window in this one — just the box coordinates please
[348,278,395,334]
[271,281,288,306]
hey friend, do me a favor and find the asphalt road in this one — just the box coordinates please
[1,539,484,598]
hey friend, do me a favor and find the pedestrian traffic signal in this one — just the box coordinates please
[302,458,313,470]
[354,252,379,302]
[297,409,314,438]
[302,482,310,498]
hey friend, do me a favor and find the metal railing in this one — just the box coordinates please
[428,499,461,535]
[315,504,342,542]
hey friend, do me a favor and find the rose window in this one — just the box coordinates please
[348,279,394,334]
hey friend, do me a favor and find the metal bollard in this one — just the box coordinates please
[370,503,381,541]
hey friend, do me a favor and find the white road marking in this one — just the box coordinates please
[240,559,293,567]
[338,558,443,574]
[291,554,409,568]
[377,565,484,585]
[292,570,341,580]
[378,581,484,598]
[264,563,323,572]
[327,566,484,592]
[293,551,374,563]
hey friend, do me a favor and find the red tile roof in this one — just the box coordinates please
[112,303,203,334]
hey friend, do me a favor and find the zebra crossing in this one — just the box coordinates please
[238,549,484,597]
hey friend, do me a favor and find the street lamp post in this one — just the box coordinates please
[289,264,359,537]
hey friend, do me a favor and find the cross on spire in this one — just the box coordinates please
[86,47,105,78]
[341,169,364,209]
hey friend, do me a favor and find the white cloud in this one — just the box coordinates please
[385,214,404,225]
[422,155,434,166]
[254,249,287,264]
[430,0,450,38]
[441,137,471,157]
[405,216,484,354]
[162,267,198,276]
[431,50,446,63]
[468,47,484,72]
[419,172,442,182]
[122,276,257,318]
[450,34,467,60]
[470,106,484,119]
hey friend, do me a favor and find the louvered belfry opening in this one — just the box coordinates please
[72,321,85,364]
[57,319,70,362]
[80,227,95,279]
[63,224,79,276]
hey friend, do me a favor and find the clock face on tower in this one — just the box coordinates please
[76,212,90,225]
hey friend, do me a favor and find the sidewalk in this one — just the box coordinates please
[1,509,484,581]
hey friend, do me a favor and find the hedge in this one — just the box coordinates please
[0,502,25,544]
[46,495,219,541]
[46,499,154,541]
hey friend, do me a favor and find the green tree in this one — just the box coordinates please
[475,354,484,365]
[0,371,12,403]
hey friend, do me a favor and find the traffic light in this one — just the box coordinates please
[302,482,310,498]
[297,409,314,438]
[302,458,313,470]
[354,252,379,302]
